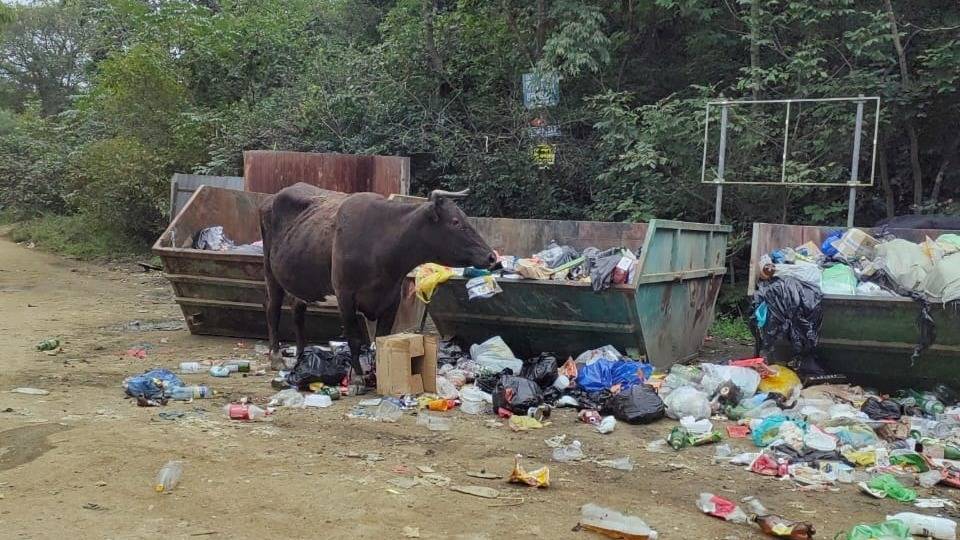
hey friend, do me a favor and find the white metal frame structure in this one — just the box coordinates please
[701,96,881,227]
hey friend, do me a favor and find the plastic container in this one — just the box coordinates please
[268,388,305,407]
[579,503,658,539]
[179,361,203,374]
[224,403,267,420]
[303,394,332,408]
[460,386,488,415]
[885,512,956,540]
[154,460,183,493]
[552,440,584,462]
[170,385,214,400]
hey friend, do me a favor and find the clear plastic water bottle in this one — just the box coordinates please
[170,385,213,400]
[154,460,183,493]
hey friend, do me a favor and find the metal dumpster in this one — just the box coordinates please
[153,186,423,341]
[748,222,960,389]
[426,218,731,365]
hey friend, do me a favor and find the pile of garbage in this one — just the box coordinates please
[498,241,638,291]
[757,227,960,302]
[192,225,263,254]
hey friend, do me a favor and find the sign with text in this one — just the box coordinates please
[522,72,560,109]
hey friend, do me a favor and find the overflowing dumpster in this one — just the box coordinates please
[428,218,732,365]
[748,222,960,389]
[153,186,423,341]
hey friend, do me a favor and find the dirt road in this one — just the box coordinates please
[0,236,934,539]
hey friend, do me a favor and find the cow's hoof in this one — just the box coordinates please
[269,351,285,371]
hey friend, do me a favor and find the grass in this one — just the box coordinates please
[8,213,150,260]
[710,314,753,343]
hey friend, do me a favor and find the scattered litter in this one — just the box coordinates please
[508,415,544,431]
[465,470,502,479]
[596,457,634,471]
[509,455,549,487]
[11,387,49,395]
[154,460,183,493]
[36,338,60,351]
[450,485,499,499]
[552,440,584,462]
[579,503,658,539]
[402,526,420,538]
[416,465,435,474]
[387,477,419,490]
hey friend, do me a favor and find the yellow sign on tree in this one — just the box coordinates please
[532,144,556,168]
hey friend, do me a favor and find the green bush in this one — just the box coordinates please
[10,214,146,259]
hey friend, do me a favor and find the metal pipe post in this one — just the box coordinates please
[847,96,865,227]
[714,104,729,225]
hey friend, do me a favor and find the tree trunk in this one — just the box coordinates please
[750,0,761,100]
[930,133,960,204]
[883,0,923,211]
[878,141,895,219]
[535,0,546,60]
[423,0,442,73]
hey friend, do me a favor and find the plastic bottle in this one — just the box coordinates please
[904,389,945,415]
[170,385,214,400]
[552,440,584,462]
[885,512,956,540]
[179,361,203,374]
[375,399,403,422]
[754,514,816,540]
[154,460,183,493]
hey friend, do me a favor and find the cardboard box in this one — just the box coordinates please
[375,333,438,396]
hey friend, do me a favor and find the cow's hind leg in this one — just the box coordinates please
[293,299,308,358]
[265,272,286,371]
[337,294,366,391]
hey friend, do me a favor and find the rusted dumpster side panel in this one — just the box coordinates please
[243,150,410,196]
[153,186,423,341]
[749,222,960,389]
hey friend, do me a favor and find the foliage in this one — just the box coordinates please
[710,314,754,343]
[0,0,956,260]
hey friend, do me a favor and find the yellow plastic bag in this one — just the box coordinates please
[757,364,802,400]
[415,263,455,303]
[509,454,549,487]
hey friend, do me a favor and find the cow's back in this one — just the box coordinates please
[260,183,348,301]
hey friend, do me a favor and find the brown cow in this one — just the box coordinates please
[259,182,496,387]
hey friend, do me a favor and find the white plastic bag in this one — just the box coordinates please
[663,386,711,420]
[700,364,760,398]
[469,336,523,374]
[436,376,459,399]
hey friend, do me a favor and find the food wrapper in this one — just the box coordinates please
[509,454,549,488]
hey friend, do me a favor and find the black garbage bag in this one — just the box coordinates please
[565,387,613,411]
[192,226,235,251]
[285,346,351,389]
[752,276,823,361]
[770,444,851,466]
[520,353,559,388]
[492,375,543,415]
[600,385,665,424]
[582,247,624,292]
[861,397,902,420]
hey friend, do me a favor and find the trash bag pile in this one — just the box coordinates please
[756,227,960,302]
[192,225,264,254]
[497,241,639,291]
[753,227,960,363]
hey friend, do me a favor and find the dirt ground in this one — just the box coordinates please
[0,234,948,539]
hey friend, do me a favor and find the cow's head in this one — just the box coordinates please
[421,189,497,269]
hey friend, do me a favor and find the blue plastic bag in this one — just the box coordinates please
[821,230,844,258]
[751,415,807,447]
[123,368,183,399]
[576,359,651,393]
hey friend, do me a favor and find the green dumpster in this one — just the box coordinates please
[427,218,731,366]
[748,222,960,389]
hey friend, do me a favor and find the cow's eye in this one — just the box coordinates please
[451,218,460,227]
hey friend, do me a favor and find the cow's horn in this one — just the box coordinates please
[429,188,470,201]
